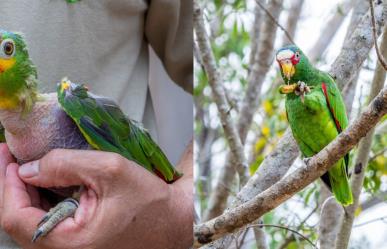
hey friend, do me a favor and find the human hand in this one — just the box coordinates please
[0,143,193,249]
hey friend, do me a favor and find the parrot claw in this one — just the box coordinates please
[295,81,311,103]
[32,198,79,242]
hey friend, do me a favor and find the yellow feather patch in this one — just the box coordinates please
[0,58,16,73]
[0,97,19,109]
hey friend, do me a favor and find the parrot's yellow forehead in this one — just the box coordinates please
[276,49,294,61]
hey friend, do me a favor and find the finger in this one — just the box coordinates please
[0,143,15,209]
[2,164,82,247]
[2,163,45,242]
[18,149,135,195]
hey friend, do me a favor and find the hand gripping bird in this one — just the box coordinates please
[276,45,353,206]
[0,30,181,242]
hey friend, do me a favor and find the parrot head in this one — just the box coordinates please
[0,30,37,112]
[276,45,311,84]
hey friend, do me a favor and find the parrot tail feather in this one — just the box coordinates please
[329,160,353,206]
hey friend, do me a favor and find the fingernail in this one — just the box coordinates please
[19,161,39,178]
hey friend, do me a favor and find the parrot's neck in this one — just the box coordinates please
[0,76,39,117]
[0,92,49,135]
[0,77,41,136]
[286,65,321,85]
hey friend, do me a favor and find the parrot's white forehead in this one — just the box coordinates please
[276,49,294,60]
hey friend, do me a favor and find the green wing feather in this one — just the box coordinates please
[57,80,182,183]
[321,76,352,205]
[322,76,349,166]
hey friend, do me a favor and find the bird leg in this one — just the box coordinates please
[32,187,83,242]
[295,81,311,103]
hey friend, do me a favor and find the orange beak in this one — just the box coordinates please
[280,60,295,80]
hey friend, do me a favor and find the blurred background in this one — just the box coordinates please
[194,0,387,248]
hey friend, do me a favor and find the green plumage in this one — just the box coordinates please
[277,45,353,206]
[57,80,182,183]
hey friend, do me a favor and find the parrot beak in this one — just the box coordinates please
[280,60,295,80]
[0,58,16,73]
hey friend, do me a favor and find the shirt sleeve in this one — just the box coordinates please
[145,0,193,94]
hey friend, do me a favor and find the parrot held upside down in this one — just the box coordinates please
[276,45,353,206]
[0,30,182,242]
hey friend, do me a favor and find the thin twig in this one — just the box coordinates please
[254,0,296,45]
[353,216,387,228]
[368,147,387,162]
[246,224,317,249]
[278,205,318,249]
[369,0,387,70]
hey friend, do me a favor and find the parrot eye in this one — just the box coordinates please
[295,52,300,59]
[0,39,15,58]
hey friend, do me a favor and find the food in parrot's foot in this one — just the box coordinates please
[294,81,311,103]
[32,198,79,242]
[278,83,298,94]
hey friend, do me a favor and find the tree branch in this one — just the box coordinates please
[255,0,296,45]
[203,0,284,221]
[319,1,370,246]
[193,1,248,183]
[369,0,387,70]
[331,0,386,89]
[194,86,387,246]
[334,24,387,249]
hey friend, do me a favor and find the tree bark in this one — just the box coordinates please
[203,0,284,222]
[318,186,344,249]
[332,0,386,89]
[334,25,387,249]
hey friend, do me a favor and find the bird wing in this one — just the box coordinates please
[321,80,350,167]
[58,83,181,183]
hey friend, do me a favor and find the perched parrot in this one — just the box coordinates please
[276,45,353,206]
[0,30,181,241]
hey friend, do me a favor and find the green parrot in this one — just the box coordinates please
[276,45,353,206]
[0,30,181,241]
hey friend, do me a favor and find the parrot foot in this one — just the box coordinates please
[32,198,79,242]
[295,81,312,103]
